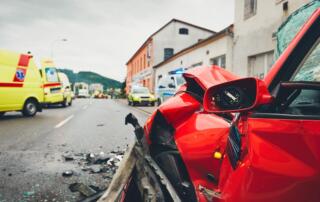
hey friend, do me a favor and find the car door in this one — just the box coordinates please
[219,10,320,202]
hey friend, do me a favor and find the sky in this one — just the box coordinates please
[0,0,234,82]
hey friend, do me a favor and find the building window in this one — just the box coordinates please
[190,62,203,69]
[282,1,288,12]
[164,48,174,60]
[210,55,226,68]
[248,51,274,79]
[244,0,257,20]
[179,28,189,35]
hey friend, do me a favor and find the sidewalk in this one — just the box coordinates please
[115,99,157,115]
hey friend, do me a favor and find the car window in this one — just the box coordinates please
[292,39,320,82]
[176,76,185,86]
[132,87,149,94]
[158,76,173,88]
[45,67,59,82]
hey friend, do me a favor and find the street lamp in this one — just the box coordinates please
[50,38,68,59]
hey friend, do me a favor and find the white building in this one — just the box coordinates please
[153,25,234,89]
[233,0,311,78]
[126,19,215,92]
[151,19,216,66]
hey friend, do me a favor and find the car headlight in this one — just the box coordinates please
[133,96,140,100]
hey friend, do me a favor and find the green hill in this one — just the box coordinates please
[58,68,122,89]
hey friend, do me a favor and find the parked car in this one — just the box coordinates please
[0,50,44,117]
[127,86,156,106]
[155,74,185,105]
[106,5,320,202]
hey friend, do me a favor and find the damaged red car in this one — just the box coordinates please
[101,5,320,202]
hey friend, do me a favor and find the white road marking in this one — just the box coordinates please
[54,115,74,129]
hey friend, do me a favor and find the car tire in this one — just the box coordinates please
[157,98,161,106]
[132,102,136,106]
[62,99,68,107]
[22,99,37,117]
[68,99,72,106]
[151,102,155,106]
[128,100,132,106]
[0,112,5,117]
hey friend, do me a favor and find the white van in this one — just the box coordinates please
[155,74,185,105]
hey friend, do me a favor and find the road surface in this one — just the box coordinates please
[0,99,153,201]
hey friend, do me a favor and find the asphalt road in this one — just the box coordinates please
[0,99,152,202]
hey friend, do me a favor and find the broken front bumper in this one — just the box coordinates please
[99,141,182,202]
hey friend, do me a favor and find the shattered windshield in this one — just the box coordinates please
[292,39,320,82]
[275,1,320,59]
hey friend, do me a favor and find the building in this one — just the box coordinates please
[153,25,234,89]
[126,19,215,93]
[233,0,311,79]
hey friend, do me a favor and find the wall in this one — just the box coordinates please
[152,21,214,66]
[233,0,311,77]
[154,33,233,90]
[126,39,153,93]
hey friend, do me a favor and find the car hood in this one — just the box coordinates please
[133,93,152,97]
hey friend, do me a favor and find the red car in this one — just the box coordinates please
[107,5,320,202]
[145,7,320,202]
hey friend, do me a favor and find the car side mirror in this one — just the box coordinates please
[203,78,273,113]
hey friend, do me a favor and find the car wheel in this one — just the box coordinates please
[22,99,37,117]
[68,99,72,106]
[151,102,155,106]
[0,112,5,117]
[62,99,68,107]
[157,98,161,106]
[132,102,136,106]
[128,100,131,106]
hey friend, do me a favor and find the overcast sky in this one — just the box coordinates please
[0,0,234,81]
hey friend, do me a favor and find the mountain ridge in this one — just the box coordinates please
[58,68,122,89]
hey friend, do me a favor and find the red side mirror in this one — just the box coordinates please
[203,78,273,113]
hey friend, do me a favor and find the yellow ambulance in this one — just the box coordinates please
[0,50,44,117]
[40,59,70,107]
[58,72,72,106]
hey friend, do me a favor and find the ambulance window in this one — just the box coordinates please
[45,67,59,82]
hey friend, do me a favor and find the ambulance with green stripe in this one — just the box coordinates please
[0,49,44,117]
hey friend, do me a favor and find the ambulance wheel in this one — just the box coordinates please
[22,99,37,117]
[62,99,68,107]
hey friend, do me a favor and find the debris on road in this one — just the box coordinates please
[62,170,74,177]
[69,183,96,197]
[23,191,35,197]
[60,148,127,200]
[62,154,74,161]
[89,165,101,173]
